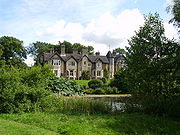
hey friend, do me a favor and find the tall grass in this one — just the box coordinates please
[39,95,112,114]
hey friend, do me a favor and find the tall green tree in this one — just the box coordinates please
[0,36,27,67]
[167,0,180,29]
[58,41,94,55]
[28,41,54,64]
[125,13,180,116]
[113,47,127,55]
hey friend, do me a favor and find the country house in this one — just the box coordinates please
[40,45,125,79]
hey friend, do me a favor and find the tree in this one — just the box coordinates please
[125,13,180,117]
[110,71,128,93]
[28,41,54,64]
[103,68,109,79]
[0,36,27,67]
[113,47,127,55]
[80,70,91,80]
[58,41,94,55]
[167,0,180,29]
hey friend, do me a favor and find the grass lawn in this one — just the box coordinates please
[0,112,179,135]
[75,80,90,86]
[75,79,110,87]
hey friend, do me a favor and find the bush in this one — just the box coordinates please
[80,70,91,80]
[110,71,129,94]
[0,66,52,113]
[100,77,107,84]
[92,88,105,94]
[103,86,118,94]
[83,89,93,94]
[88,79,103,90]
[46,77,83,96]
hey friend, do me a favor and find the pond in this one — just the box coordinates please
[85,95,130,111]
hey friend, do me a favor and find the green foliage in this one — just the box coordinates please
[83,88,94,94]
[92,88,105,94]
[21,65,55,88]
[113,47,127,55]
[80,70,91,80]
[125,13,180,118]
[103,86,119,94]
[103,68,109,79]
[100,77,107,84]
[46,77,83,96]
[58,41,94,55]
[167,0,180,29]
[0,111,179,135]
[0,65,54,113]
[110,71,129,93]
[28,40,94,64]
[28,41,54,64]
[40,95,111,114]
[0,36,27,67]
[88,79,103,90]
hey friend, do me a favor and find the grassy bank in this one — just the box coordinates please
[75,80,90,86]
[0,112,179,135]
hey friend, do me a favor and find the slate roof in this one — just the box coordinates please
[42,52,109,64]
[114,54,126,62]
[106,51,113,58]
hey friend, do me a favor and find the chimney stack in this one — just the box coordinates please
[50,48,54,53]
[73,48,78,54]
[95,52,100,56]
[60,44,66,56]
[82,47,88,56]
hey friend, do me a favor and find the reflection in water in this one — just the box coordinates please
[86,96,129,111]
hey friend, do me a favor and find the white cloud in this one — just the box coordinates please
[164,22,179,40]
[37,9,145,55]
[37,8,178,56]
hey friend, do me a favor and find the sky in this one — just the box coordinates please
[0,0,178,66]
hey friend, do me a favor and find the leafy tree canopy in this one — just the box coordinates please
[125,13,180,117]
[126,13,180,97]
[167,0,180,29]
[0,36,27,67]
[28,40,94,64]
[113,47,127,55]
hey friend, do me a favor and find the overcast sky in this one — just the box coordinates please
[0,0,178,66]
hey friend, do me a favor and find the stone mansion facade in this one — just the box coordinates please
[40,45,125,79]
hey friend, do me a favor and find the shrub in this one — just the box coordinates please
[88,79,103,90]
[46,77,83,96]
[83,88,93,94]
[110,71,129,94]
[80,70,91,80]
[103,86,118,94]
[0,67,51,113]
[92,88,105,94]
[100,77,107,84]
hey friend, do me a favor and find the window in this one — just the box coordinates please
[96,62,102,67]
[70,70,73,76]
[68,61,76,66]
[88,62,91,67]
[97,71,101,76]
[54,70,58,76]
[52,59,61,65]
[84,61,86,65]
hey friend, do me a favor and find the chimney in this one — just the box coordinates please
[95,52,100,56]
[82,47,88,56]
[73,48,78,54]
[60,44,66,56]
[50,48,54,53]
[113,51,116,56]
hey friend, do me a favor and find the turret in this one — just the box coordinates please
[106,51,114,79]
